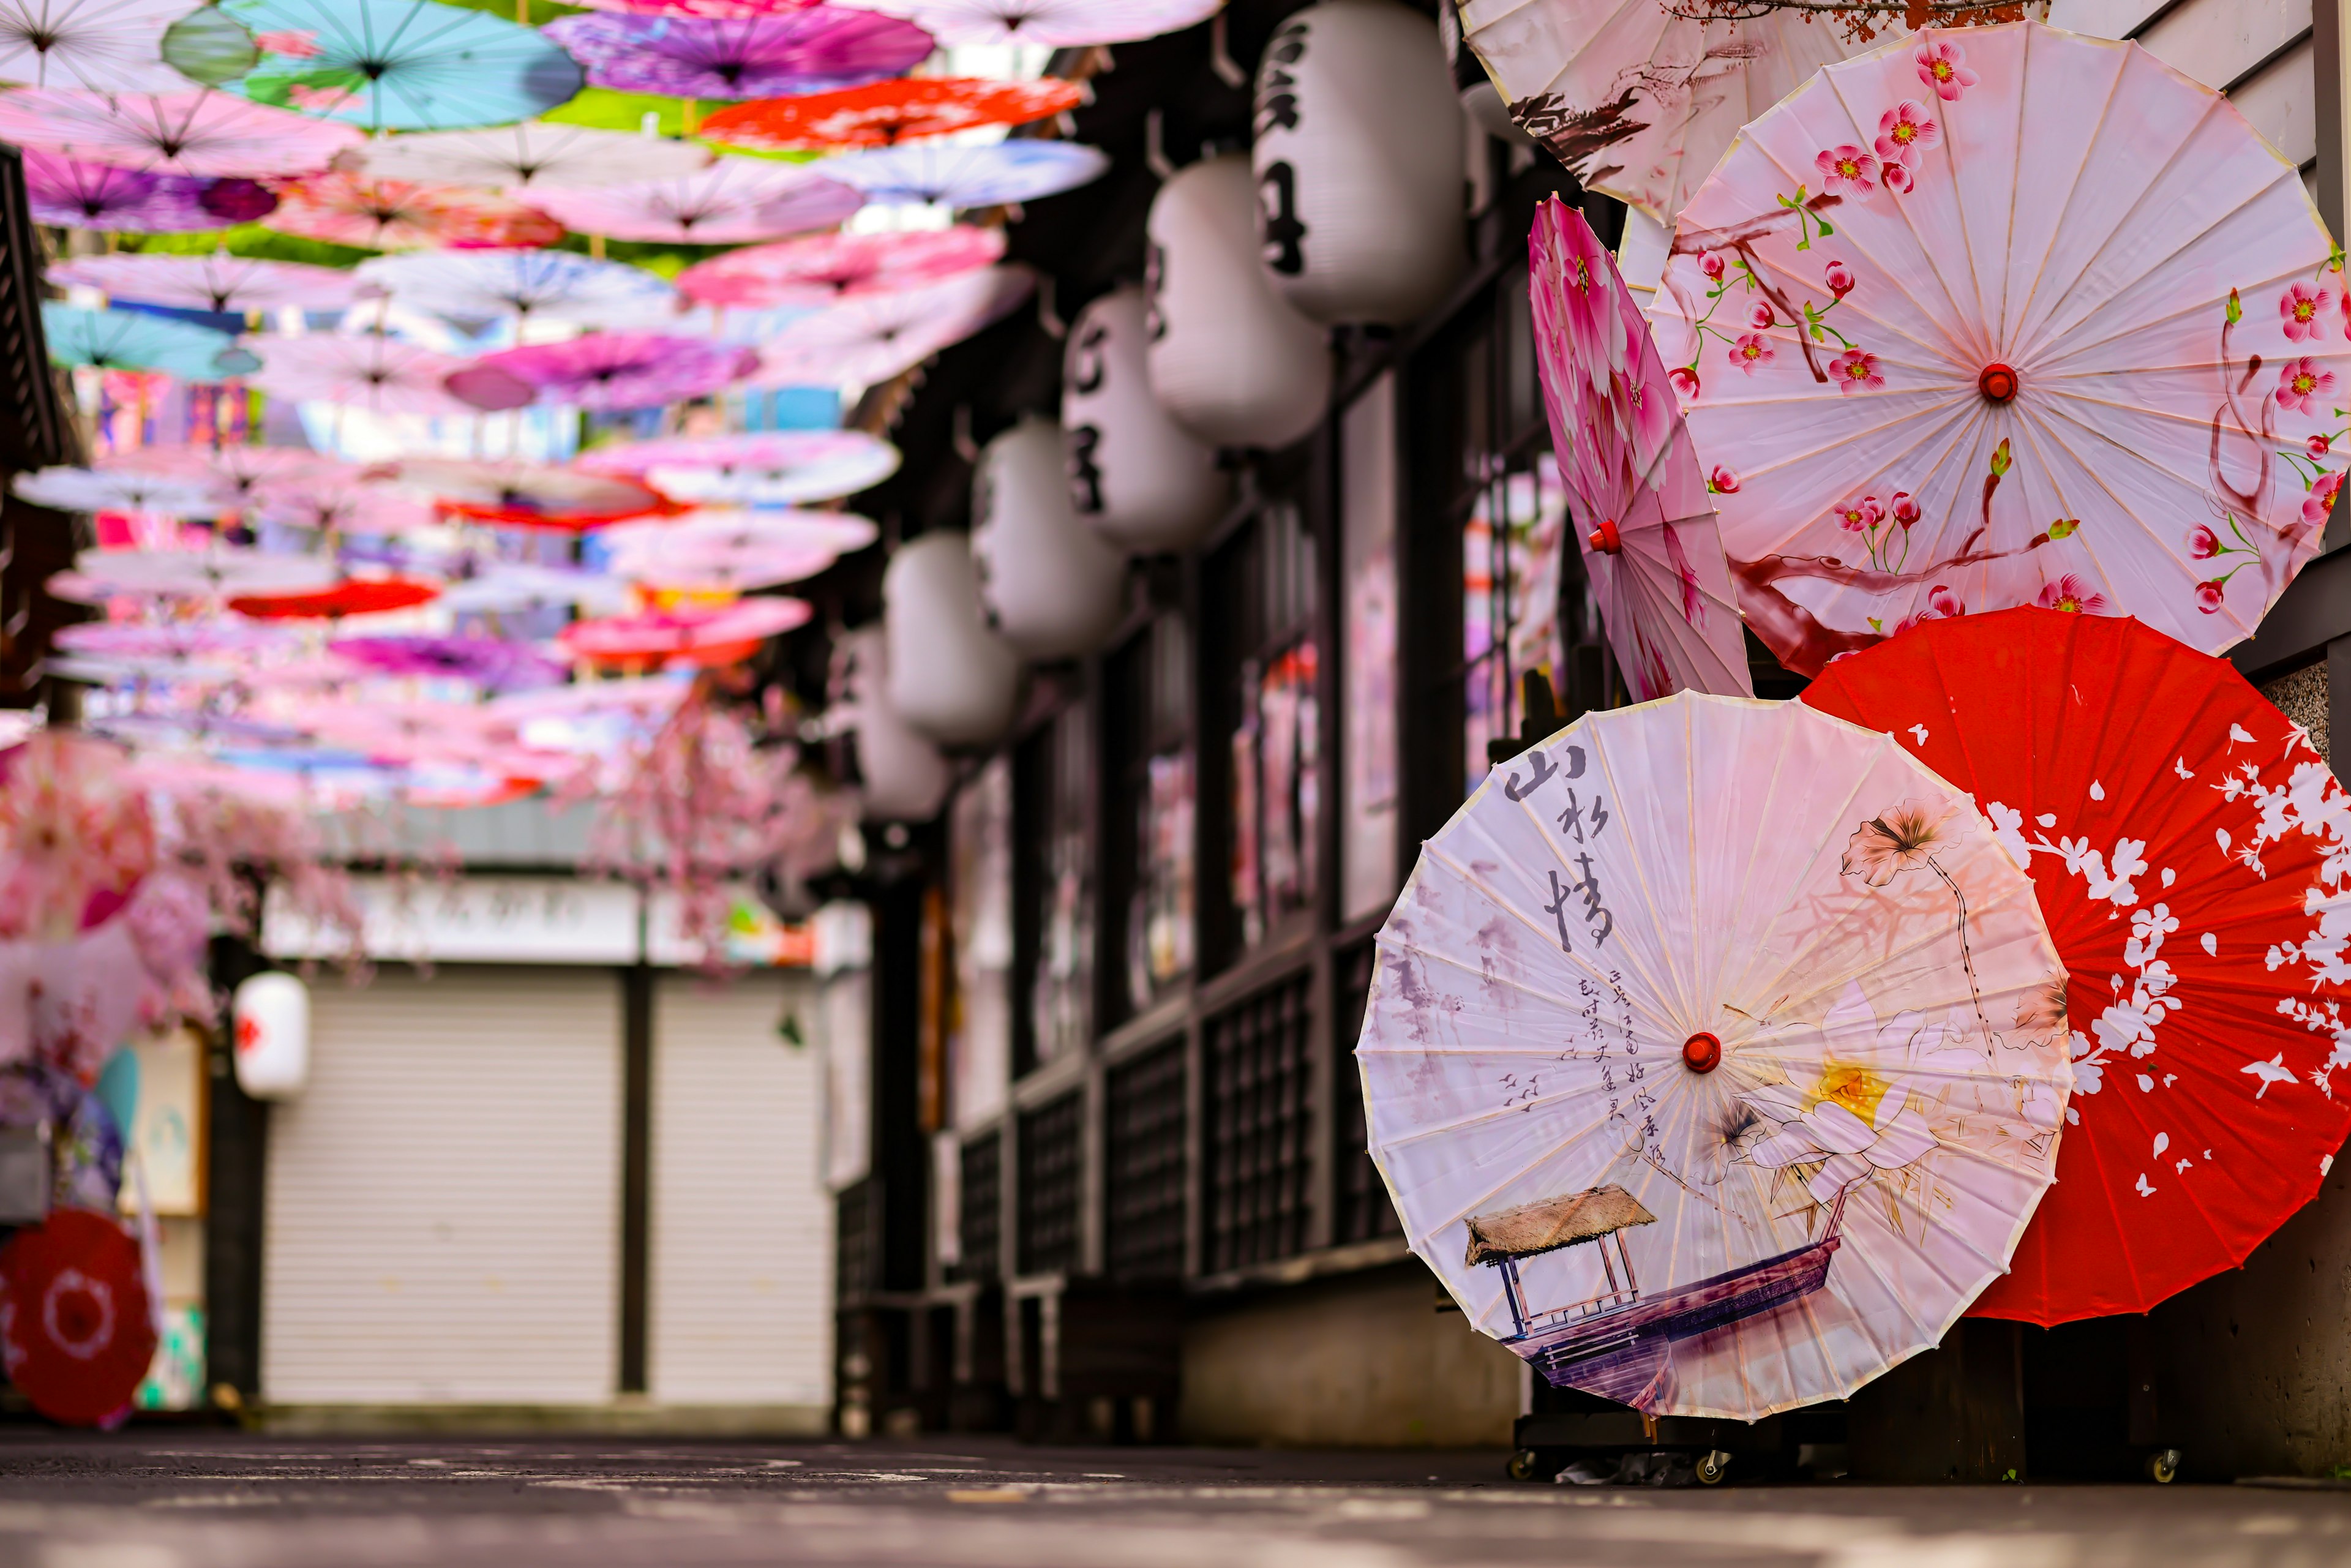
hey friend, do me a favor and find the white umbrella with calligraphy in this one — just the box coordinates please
[1355,693,2074,1420]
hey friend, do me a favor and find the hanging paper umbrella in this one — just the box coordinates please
[216,0,583,132]
[825,0,1217,46]
[0,0,194,91]
[1802,607,2351,1324]
[12,465,232,517]
[812,138,1106,210]
[263,171,566,251]
[242,334,481,418]
[598,506,877,557]
[49,253,366,315]
[343,119,716,192]
[101,443,359,503]
[250,471,437,535]
[605,527,838,591]
[0,1209,159,1428]
[54,619,296,662]
[520,159,861,244]
[1457,0,1860,227]
[439,562,633,615]
[1358,692,2070,1418]
[356,249,678,326]
[560,596,809,665]
[699,75,1084,151]
[675,224,1001,309]
[1649,23,2351,678]
[229,574,442,618]
[577,429,899,503]
[1529,198,1749,703]
[749,264,1032,388]
[42,303,253,381]
[329,633,566,691]
[543,9,932,100]
[69,546,338,599]
[22,152,268,232]
[0,89,362,176]
[446,333,759,413]
[392,457,674,526]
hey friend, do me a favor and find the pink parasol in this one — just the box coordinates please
[542,9,932,100]
[749,264,1032,388]
[263,171,565,252]
[0,90,362,177]
[446,334,759,413]
[1529,198,1750,702]
[675,223,1003,309]
[825,0,1218,47]
[576,429,899,503]
[49,253,366,315]
[328,634,566,691]
[23,151,277,232]
[598,506,877,557]
[12,465,231,518]
[606,533,838,592]
[102,444,359,503]
[54,619,296,661]
[0,0,198,92]
[67,546,337,599]
[392,457,673,527]
[1649,22,2351,675]
[343,120,716,192]
[519,160,862,245]
[560,596,810,666]
[242,334,482,418]
[439,563,633,616]
[250,471,437,535]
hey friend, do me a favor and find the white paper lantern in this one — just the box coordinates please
[1253,0,1466,325]
[970,415,1130,660]
[1063,285,1228,553]
[232,971,309,1101]
[840,626,952,822]
[884,531,1022,748]
[1145,154,1332,451]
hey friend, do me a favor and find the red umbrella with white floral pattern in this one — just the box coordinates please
[1649,22,2351,678]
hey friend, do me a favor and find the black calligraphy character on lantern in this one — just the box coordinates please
[1067,424,1105,514]
[1257,162,1307,276]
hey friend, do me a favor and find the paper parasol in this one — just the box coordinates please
[54,618,296,661]
[1529,198,1749,703]
[446,333,758,412]
[1649,23,2351,678]
[598,506,877,557]
[41,304,253,381]
[263,171,565,250]
[49,252,366,315]
[578,429,899,503]
[393,456,673,525]
[1803,607,2351,1324]
[0,1209,159,1427]
[828,0,1218,47]
[343,119,715,192]
[603,520,839,590]
[229,574,441,618]
[250,471,437,535]
[1358,692,2070,1418]
[812,138,1106,209]
[543,9,932,100]
[0,0,199,92]
[0,89,362,176]
[23,151,277,231]
[699,74,1082,151]
[519,159,861,244]
[69,546,337,598]
[102,443,358,502]
[329,633,566,690]
[1457,0,1860,227]
[749,264,1031,388]
[217,0,583,133]
[356,249,678,326]
[439,562,632,615]
[560,596,809,665]
[675,224,1001,309]
[13,465,232,517]
[242,334,481,418]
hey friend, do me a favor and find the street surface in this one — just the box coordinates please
[0,1433,2338,1566]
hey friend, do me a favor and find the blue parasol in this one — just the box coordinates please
[218,0,583,132]
[40,302,258,381]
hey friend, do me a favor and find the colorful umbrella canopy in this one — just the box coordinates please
[217,0,583,132]
[242,333,482,418]
[23,152,277,231]
[749,264,1032,387]
[229,574,442,618]
[560,595,810,665]
[1649,23,2351,678]
[393,457,672,525]
[812,138,1107,209]
[54,619,297,661]
[342,119,715,192]
[102,443,359,501]
[439,562,632,615]
[329,633,566,691]
[0,1209,159,1428]
[699,74,1083,151]
[520,159,862,244]
[543,8,932,100]
[606,534,835,591]
[1358,692,2070,1418]
[356,249,678,325]
[446,332,758,411]
[42,303,254,381]
[263,171,566,250]
[0,0,198,92]
[0,89,362,176]
[1457,0,1859,226]
[675,223,1002,309]
[13,465,233,517]
[49,252,366,314]
[1530,198,1749,703]
[250,471,437,535]
[69,546,338,598]
[599,506,877,556]
[829,0,1219,47]
[1803,608,2351,1325]
[577,429,899,503]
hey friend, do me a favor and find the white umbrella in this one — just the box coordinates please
[356,249,678,327]
[48,252,367,314]
[0,0,198,92]
[749,264,1033,389]
[12,465,230,517]
[574,430,901,505]
[102,444,361,503]
[596,508,878,557]
[68,546,337,598]
[520,159,864,244]
[342,119,717,192]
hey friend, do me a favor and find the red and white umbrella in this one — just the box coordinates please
[243,334,481,418]
[749,264,1033,388]
[576,429,900,504]
[394,457,672,527]
[520,160,862,245]
[48,252,367,315]
[340,119,716,192]
[1805,607,2351,1324]
[1649,23,2351,677]
[263,171,566,251]
[0,89,361,176]
[560,596,810,666]
[674,223,1003,309]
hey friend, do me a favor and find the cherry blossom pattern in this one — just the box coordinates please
[2186,514,2268,613]
[2035,574,2109,615]
[1916,39,1978,102]
[1874,102,1939,169]
[2216,747,2351,1092]
[1816,145,1878,200]
[2278,357,2336,414]
[2282,281,2333,342]
[1708,465,1740,495]
[1829,348,1882,394]
[1729,332,1774,373]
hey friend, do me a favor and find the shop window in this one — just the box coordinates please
[948,758,1014,1130]
[1203,970,1314,1273]
[1104,1038,1188,1281]
[1106,613,1196,1020]
[950,1130,1001,1285]
[1013,703,1094,1073]
[1017,1092,1084,1277]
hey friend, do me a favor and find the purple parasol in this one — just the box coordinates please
[542,9,932,100]
[446,334,759,413]
[23,151,279,233]
[329,634,567,691]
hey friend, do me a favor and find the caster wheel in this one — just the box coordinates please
[2145,1448,2181,1485]
[1505,1448,1545,1483]
[1695,1450,1731,1487]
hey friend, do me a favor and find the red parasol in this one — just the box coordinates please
[1804,607,2351,1323]
[699,75,1082,151]
[230,576,442,619]
[0,1209,158,1427]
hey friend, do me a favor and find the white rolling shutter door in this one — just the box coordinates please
[648,972,832,1406]
[263,967,623,1405]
